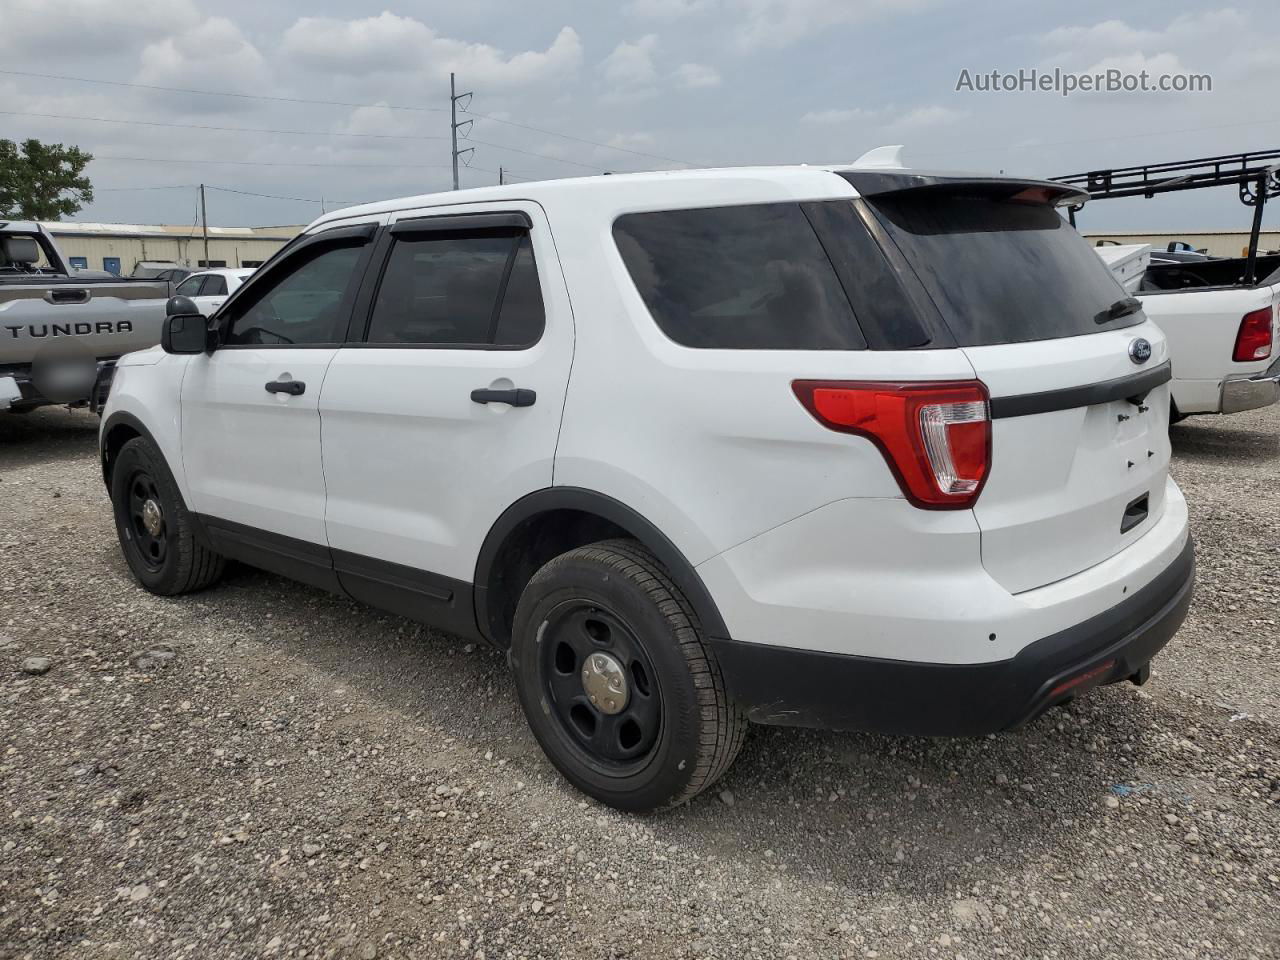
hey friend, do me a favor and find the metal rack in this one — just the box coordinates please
[1054,149,1280,284]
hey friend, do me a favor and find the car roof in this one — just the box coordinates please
[189,267,255,279]
[303,162,1081,234]
[305,165,867,231]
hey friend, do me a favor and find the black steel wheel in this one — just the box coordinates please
[124,469,168,571]
[110,436,225,595]
[511,539,747,812]
[539,600,663,770]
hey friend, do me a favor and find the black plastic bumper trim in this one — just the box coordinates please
[990,362,1171,420]
[710,537,1194,736]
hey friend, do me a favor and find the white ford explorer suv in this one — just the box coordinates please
[100,166,1195,811]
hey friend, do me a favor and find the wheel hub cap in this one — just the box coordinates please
[141,499,163,537]
[581,651,628,715]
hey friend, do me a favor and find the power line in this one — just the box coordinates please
[921,115,1280,161]
[0,67,696,168]
[467,138,612,171]
[0,108,447,142]
[0,68,446,114]
[205,185,366,206]
[93,184,199,192]
[90,154,453,170]
[2,106,622,175]
[462,108,698,167]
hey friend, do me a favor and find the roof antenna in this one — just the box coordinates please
[851,145,905,169]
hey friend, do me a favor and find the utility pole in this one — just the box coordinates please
[450,72,473,190]
[199,183,209,268]
[499,167,504,186]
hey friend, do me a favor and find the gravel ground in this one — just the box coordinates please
[1,405,1278,960]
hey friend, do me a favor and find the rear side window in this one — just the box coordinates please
[865,193,1136,346]
[613,204,865,350]
[366,232,545,347]
[203,275,228,296]
[493,237,545,346]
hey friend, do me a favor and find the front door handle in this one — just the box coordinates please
[470,387,536,407]
[265,380,305,396]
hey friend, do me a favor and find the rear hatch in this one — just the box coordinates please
[846,173,1171,594]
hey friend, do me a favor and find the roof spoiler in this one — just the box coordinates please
[841,170,1089,208]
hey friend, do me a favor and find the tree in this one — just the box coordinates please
[0,138,94,221]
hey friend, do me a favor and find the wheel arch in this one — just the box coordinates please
[100,411,157,489]
[473,488,729,648]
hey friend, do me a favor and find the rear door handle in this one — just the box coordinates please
[265,380,305,396]
[470,387,536,407]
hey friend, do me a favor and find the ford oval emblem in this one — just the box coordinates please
[1128,338,1152,364]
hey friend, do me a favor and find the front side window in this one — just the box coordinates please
[366,230,545,347]
[613,203,865,350]
[224,244,363,346]
[175,275,205,297]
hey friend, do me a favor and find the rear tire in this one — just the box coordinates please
[110,436,225,595]
[510,539,747,812]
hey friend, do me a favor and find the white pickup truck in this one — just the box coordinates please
[1096,243,1279,419]
[1061,150,1280,422]
[0,221,171,412]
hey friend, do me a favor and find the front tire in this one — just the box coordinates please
[510,539,747,811]
[110,436,225,595]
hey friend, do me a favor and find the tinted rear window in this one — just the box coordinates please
[613,203,866,350]
[865,193,1137,346]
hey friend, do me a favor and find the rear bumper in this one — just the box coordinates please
[0,375,21,410]
[0,359,116,411]
[1220,355,1280,414]
[710,537,1194,736]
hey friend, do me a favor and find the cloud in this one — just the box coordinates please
[134,17,271,112]
[673,63,722,89]
[1039,19,1158,55]
[1039,9,1247,60]
[608,132,657,149]
[601,35,661,89]
[801,107,878,125]
[890,105,966,129]
[625,0,716,17]
[281,14,582,91]
[0,0,201,60]
[729,0,937,50]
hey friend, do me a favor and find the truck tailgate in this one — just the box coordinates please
[0,280,170,363]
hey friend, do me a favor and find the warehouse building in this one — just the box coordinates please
[39,221,304,275]
[1083,229,1280,258]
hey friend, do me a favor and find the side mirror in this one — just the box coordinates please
[166,295,197,316]
[161,311,211,355]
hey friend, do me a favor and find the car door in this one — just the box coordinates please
[319,203,573,634]
[173,273,209,310]
[180,221,380,587]
[192,274,230,316]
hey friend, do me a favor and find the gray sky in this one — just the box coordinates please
[1,0,1276,233]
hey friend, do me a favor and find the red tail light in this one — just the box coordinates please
[792,380,991,509]
[1233,306,1274,362]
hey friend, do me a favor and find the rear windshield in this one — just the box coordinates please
[865,192,1138,346]
[613,203,866,350]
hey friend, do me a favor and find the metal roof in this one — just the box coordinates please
[37,221,303,240]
